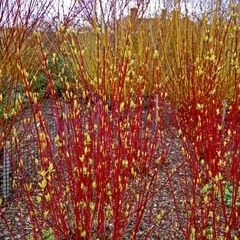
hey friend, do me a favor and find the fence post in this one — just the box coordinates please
[222,100,227,125]
[3,141,10,199]
[156,94,159,123]
[222,100,227,143]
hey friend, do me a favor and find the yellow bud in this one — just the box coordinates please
[153,50,159,59]
[38,170,46,177]
[156,210,164,221]
[81,230,86,238]
[131,167,136,177]
[39,179,47,189]
[48,163,54,173]
[122,160,128,168]
[191,227,195,236]
[33,95,38,104]
[36,196,42,203]
[43,210,49,219]
[80,155,84,162]
[45,193,51,202]
[83,167,87,175]
[13,127,17,137]
[156,213,162,221]
[92,181,96,189]
[18,159,23,168]
[120,102,125,112]
[197,103,203,110]
[210,54,216,62]
[90,202,95,211]
[26,183,33,192]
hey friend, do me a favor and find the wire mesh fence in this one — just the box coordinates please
[2,141,11,199]
[0,98,231,201]
[0,103,58,200]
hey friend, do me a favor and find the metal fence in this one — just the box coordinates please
[0,98,229,200]
[0,108,58,200]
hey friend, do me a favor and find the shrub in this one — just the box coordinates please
[1,91,179,239]
[0,1,239,239]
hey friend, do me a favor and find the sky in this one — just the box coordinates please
[53,0,234,25]
[57,0,199,21]
[1,0,229,28]
[61,0,197,15]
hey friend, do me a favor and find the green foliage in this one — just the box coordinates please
[0,86,24,120]
[28,227,54,240]
[30,70,48,99]
[223,181,240,207]
[203,181,240,207]
[42,228,54,240]
[30,54,73,99]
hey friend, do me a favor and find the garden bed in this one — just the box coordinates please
[0,98,191,239]
[1,96,239,239]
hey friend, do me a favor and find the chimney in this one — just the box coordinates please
[130,7,138,20]
[130,7,138,31]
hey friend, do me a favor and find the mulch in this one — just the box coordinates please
[0,98,203,239]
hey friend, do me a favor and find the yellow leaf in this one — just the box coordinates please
[196,103,203,110]
[38,170,46,177]
[45,193,51,202]
[36,196,42,203]
[89,202,95,211]
[82,167,87,175]
[92,181,96,189]
[120,102,125,112]
[43,210,49,219]
[122,160,128,168]
[39,179,47,189]
[81,230,86,238]
[48,163,54,173]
